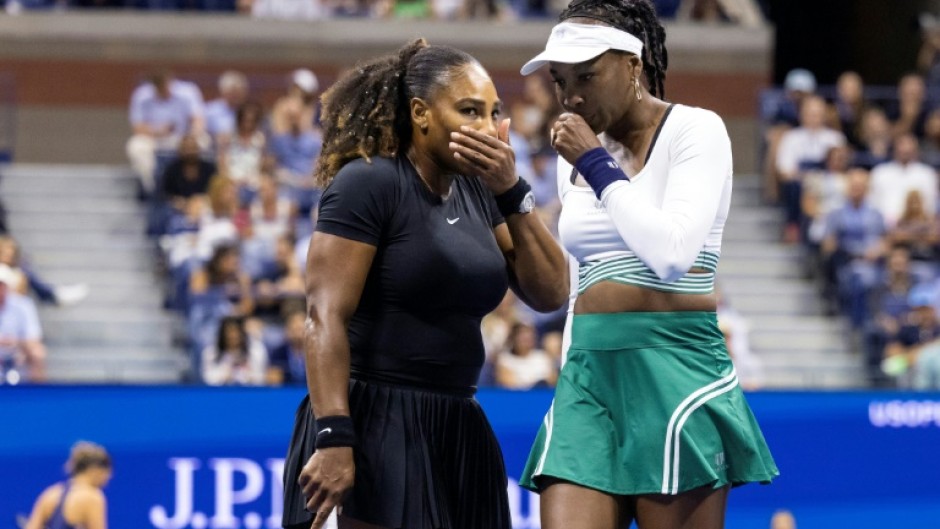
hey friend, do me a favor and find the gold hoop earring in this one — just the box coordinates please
[633,76,642,102]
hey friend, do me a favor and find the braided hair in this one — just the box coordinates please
[315,39,478,186]
[559,0,668,98]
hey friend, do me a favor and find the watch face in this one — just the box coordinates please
[521,191,536,213]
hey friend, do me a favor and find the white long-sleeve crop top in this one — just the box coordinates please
[557,104,733,295]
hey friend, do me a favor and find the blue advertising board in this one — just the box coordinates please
[1,387,939,529]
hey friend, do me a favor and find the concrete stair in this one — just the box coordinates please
[1,164,187,383]
[719,174,865,388]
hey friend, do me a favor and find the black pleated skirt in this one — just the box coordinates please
[282,378,511,529]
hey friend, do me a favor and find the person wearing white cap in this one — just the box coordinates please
[517,0,778,527]
[270,68,320,136]
[0,263,46,383]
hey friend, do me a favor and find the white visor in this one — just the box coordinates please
[520,22,644,76]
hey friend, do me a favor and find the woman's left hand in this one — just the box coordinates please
[449,119,518,195]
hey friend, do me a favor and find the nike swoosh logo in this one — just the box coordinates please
[317,427,332,436]
[447,217,460,224]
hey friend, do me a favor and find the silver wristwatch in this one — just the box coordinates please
[519,190,536,214]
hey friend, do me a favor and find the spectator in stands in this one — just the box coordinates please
[187,244,254,375]
[266,307,307,385]
[675,0,763,27]
[889,190,939,271]
[267,96,322,215]
[242,175,297,277]
[195,174,244,263]
[869,133,938,228]
[205,70,249,148]
[775,94,846,243]
[717,286,763,390]
[920,108,940,168]
[801,144,851,255]
[495,321,557,389]
[855,106,894,169]
[913,335,940,390]
[887,73,931,140]
[882,285,940,387]
[190,243,254,318]
[480,291,523,387]
[126,70,206,197]
[917,12,940,93]
[821,168,887,327]
[162,133,217,212]
[0,263,46,383]
[201,315,268,385]
[529,147,562,237]
[762,69,816,203]
[831,71,868,149]
[270,68,319,136]
[510,75,559,151]
[218,101,266,201]
[863,245,916,385]
[0,235,88,306]
[246,0,328,20]
[252,234,305,317]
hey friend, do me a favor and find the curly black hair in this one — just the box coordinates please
[314,39,478,186]
[560,0,668,98]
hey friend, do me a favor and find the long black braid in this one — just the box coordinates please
[559,0,668,98]
[315,39,478,186]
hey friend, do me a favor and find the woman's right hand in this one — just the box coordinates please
[298,448,355,529]
[551,112,602,165]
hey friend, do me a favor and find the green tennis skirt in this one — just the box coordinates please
[520,311,778,496]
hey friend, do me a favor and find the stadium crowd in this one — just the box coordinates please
[762,26,940,388]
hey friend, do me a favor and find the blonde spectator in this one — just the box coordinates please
[889,190,940,266]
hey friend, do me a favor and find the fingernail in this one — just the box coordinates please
[449,142,458,149]
[451,131,460,139]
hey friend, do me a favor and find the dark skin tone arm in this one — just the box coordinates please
[297,232,376,529]
[450,119,569,312]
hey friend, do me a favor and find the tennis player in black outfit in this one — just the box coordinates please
[282,39,568,529]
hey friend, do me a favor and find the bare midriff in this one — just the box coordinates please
[573,268,718,314]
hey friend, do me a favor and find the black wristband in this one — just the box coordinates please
[314,415,357,449]
[493,178,533,217]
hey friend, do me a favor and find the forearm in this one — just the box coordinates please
[504,213,568,312]
[305,313,351,418]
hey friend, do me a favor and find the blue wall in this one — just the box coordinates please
[2,387,939,529]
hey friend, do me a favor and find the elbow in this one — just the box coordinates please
[529,282,569,313]
[650,256,694,283]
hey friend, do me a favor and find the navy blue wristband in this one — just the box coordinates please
[574,147,629,199]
